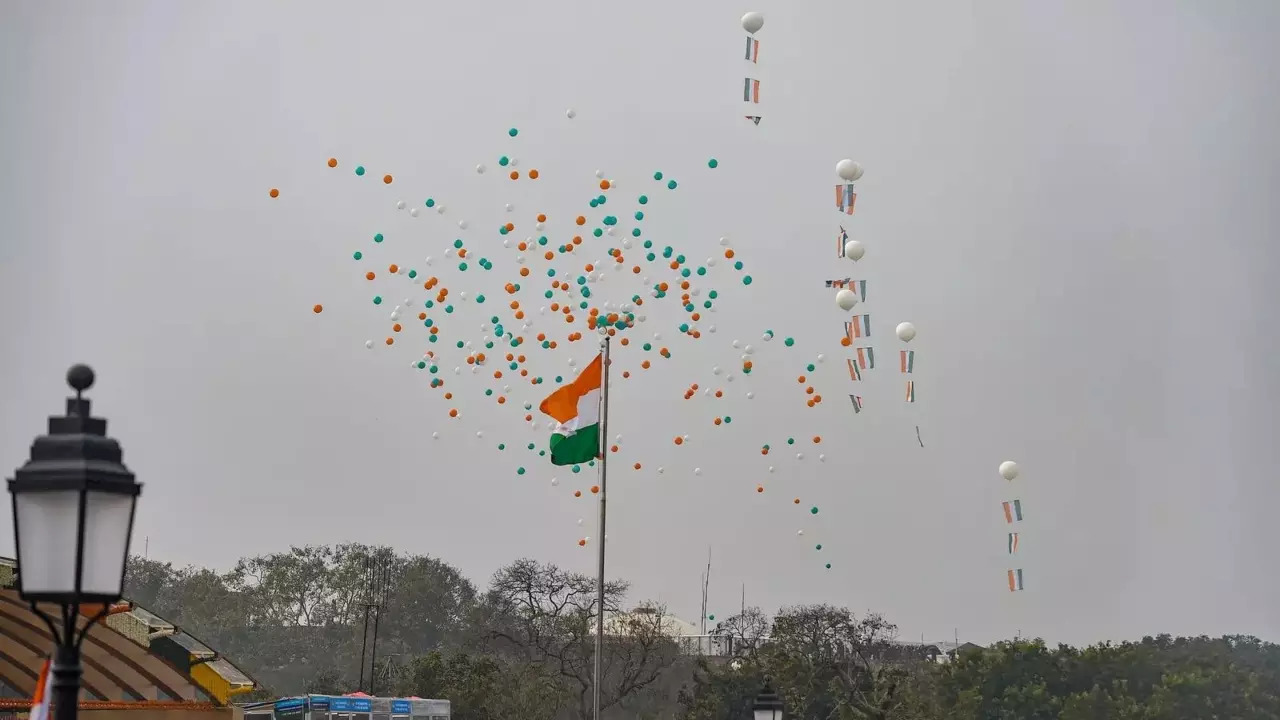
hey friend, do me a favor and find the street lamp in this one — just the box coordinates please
[752,681,784,720]
[8,365,142,720]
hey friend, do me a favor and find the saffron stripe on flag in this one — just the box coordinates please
[900,349,915,374]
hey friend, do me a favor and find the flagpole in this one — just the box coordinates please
[593,333,611,720]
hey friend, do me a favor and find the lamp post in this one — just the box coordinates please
[751,681,784,720]
[7,365,142,720]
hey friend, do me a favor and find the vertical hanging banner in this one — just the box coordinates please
[999,461,1024,592]
[741,12,764,124]
[833,159,867,416]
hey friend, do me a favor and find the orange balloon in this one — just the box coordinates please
[599,179,611,190]
[327,158,338,168]
[574,490,582,498]
[793,498,801,504]
[366,271,376,280]
[674,436,684,445]
[537,214,547,222]
[633,462,642,470]
[813,436,822,444]
[529,169,540,179]
[389,263,399,273]
[576,216,586,225]
[590,485,600,494]
[756,485,764,493]
[385,337,394,346]
[449,408,458,417]
[269,188,279,198]
[578,539,587,547]
[313,304,323,313]
[392,323,402,332]
[510,171,520,180]
[383,174,393,184]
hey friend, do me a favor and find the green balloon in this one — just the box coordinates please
[667,180,678,189]
[708,158,719,168]
[373,296,382,305]
[374,233,384,243]
[353,251,363,260]
[742,275,753,285]
[810,506,819,515]
[653,171,663,180]
[508,128,519,137]
[784,337,794,347]
[355,166,366,176]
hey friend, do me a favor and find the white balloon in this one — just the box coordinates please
[719,236,730,246]
[566,108,577,119]
[409,208,419,217]
[708,325,717,333]
[535,222,545,231]
[432,432,439,439]
[844,239,865,261]
[577,518,584,526]
[476,430,483,438]
[796,453,804,460]
[732,339,741,349]
[896,322,917,343]
[458,220,468,229]
[694,468,702,476]
[396,200,406,210]
[365,340,374,349]
[509,157,518,167]
[817,354,825,362]
[797,529,804,536]
[425,256,433,265]
[836,159,864,182]
[595,169,604,178]
[551,477,559,487]
[746,392,754,399]
[741,11,764,34]
[657,466,665,474]
[476,164,486,174]
[819,454,826,461]
[999,461,1020,481]
[505,203,513,212]
[836,288,859,311]
[436,204,446,214]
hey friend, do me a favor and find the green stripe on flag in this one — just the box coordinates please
[549,424,600,466]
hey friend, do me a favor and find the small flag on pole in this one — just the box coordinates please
[849,394,862,414]
[744,37,759,62]
[30,658,51,720]
[1002,499,1023,524]
[743,78,760,103]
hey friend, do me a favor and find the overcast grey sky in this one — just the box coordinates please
[2,0,1278,647]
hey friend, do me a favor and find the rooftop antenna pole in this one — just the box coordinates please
[357,557,374,693]
[369,561,393,696]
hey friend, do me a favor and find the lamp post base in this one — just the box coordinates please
[52,643,82,720]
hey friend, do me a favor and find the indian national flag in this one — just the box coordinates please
[539,353,603,466]
[30,658,51,720]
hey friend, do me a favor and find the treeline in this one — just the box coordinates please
[124,544,1280,719]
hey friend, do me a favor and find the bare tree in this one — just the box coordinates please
[481,559,679,720]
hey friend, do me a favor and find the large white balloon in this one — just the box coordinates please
[843,239,865,261]
[836,159,864,182]
[835,288,859,311]
[895,322,917,343]
[741,12,764,34]
[999,461,1019,481]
